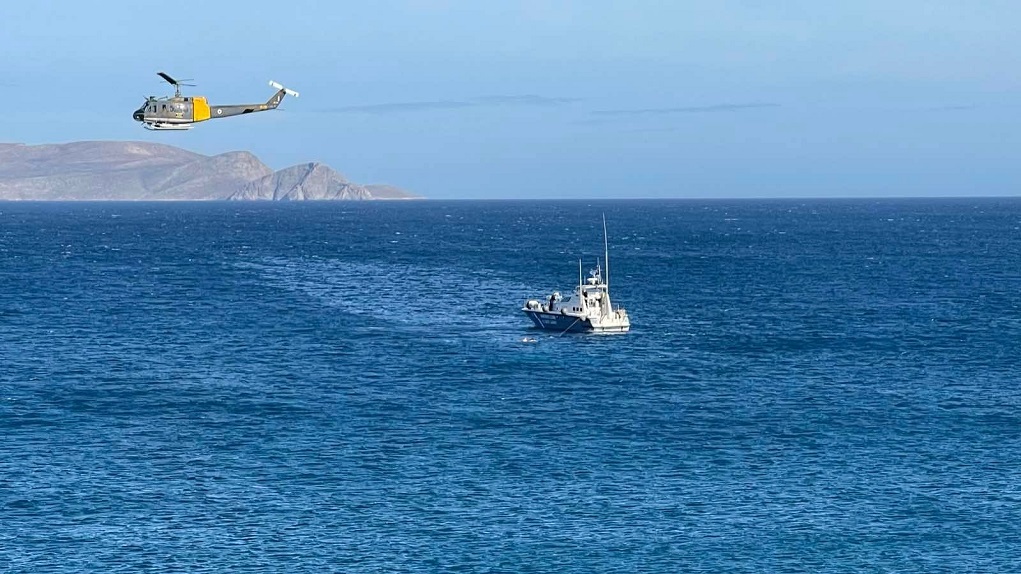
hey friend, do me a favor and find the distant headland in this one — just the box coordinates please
[0,141,420,201]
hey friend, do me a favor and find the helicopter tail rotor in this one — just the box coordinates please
[268,80,299,98]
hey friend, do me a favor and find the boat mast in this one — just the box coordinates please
[602,213,610,293]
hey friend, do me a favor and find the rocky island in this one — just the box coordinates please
[0,141,419,201]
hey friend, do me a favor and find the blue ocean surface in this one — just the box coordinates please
[1,199,1020,572]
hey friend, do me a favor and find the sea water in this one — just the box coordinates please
[1,199,1020,572]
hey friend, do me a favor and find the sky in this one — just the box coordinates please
[2,0,1021,199]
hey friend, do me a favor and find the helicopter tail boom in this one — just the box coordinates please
[261,81,298,109]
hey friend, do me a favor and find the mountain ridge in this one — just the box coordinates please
[0,141,419,200]
[229,162,375,201]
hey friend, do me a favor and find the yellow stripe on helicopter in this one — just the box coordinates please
[193,97,211,122]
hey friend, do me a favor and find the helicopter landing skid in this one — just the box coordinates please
[142,122,193,131]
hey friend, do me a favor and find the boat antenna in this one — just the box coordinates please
[579,258,583,294]
[602,213,610,293]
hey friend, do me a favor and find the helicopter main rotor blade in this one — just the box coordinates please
[157,71,179,86]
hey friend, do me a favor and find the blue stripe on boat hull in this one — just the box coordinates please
[522,311,593,333]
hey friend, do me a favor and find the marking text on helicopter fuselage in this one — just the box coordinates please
[132,72,299,131]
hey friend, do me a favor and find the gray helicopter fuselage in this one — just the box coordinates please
[132,74,296,130]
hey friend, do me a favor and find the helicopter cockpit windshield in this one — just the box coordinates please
[132,102,147,122]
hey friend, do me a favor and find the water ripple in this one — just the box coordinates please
[2,199,1020,572]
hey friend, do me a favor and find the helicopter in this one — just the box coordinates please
[132,72,299,130]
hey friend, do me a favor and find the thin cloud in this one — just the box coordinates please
[592,103,780,116]
[318,95,578,115]
[321,101,473,114]
[470,95,579,106]
[928,104,977,111]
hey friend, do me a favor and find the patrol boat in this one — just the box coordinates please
[522,217,631,333]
